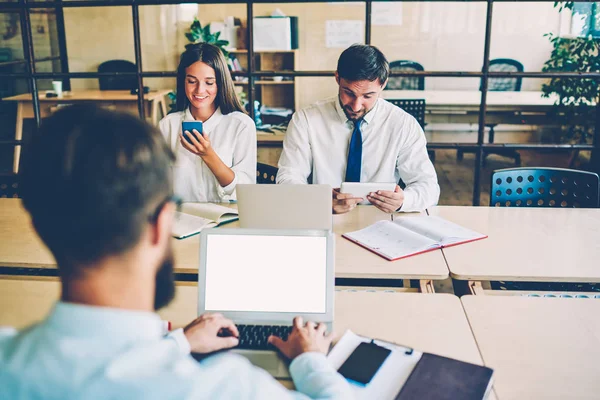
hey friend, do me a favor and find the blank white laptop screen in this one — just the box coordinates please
[204,235,327,314]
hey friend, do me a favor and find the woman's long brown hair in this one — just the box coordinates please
[175,43,245,115]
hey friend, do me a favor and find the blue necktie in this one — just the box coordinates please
[345,118,363,182]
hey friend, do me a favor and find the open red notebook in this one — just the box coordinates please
[342,216,487,261]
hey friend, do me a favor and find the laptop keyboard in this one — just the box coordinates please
[232,324,292,351]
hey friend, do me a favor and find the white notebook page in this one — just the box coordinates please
[181,202,238,223]
[396,216,485,245]
[345,220,438,260]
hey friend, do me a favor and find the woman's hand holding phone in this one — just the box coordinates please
[180,121,213,157]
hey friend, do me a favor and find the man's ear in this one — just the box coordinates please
[151,202,175,247]
[381,78,388,91]
[335,71,340,85]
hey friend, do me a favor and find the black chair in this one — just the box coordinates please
[457,58,524,165]
[490,167,600,208]
[385,60,424,91]
[0,174,19,198]
[489,167,600,293]
[388,99,434,163]
[97,60,137,91]
[256,163,278,184]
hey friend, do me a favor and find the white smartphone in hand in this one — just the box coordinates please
[340,182,397,205]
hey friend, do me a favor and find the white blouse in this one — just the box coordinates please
[159,107,257,202]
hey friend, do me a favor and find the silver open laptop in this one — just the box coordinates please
[198,228,335,379]
[236,184,332,230]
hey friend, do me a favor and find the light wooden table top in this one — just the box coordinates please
[0,199,449,280]
[462,295,600,400]
[382,90,559,111]
[0,199,54,269]
[429,206,600,282]
[0,278,483,367]
[3,89,171,103]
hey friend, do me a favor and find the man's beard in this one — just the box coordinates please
[339,96,368,121]
[154,245,176,311]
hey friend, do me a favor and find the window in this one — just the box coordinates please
[570,2,600,38]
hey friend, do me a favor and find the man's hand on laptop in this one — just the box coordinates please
[367,185,405,213]
[332,188,363,214]
[268,317,335,360]
[183,313,239,353]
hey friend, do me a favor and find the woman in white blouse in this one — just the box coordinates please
[159,43,256,202]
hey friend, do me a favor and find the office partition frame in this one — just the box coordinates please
[1,0,598,206]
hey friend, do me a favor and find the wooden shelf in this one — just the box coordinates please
[230,49,297,54]
[257,134,285,144]
[234,80,294,85]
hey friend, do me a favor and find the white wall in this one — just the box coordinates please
[60,2,563,106]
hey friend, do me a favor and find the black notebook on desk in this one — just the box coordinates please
[395,353,494,400]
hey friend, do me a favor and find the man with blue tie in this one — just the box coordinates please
[277,45,440,214]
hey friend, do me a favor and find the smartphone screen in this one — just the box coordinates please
[182,121,203,144]
[337,342,391,386]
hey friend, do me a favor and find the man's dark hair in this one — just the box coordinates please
[20,105,174,274]
[336,44,389,85]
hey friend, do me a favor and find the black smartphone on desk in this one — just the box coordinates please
[182,121,203,145]
[338,341,392,386]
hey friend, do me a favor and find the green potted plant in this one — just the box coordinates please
[185,18,232,61]
[541,2,600,170]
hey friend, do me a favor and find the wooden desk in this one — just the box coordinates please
[382,90,561,125]
[429,206,600,283]
[0,199,449,283]
[462,295,600,399]
[3,89,170,173]
[0,278,483,367]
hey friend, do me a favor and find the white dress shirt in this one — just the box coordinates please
[0,302,352,400]
[159,108,257,202]
[277,97,440,212]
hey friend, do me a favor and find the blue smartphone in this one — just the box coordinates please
[182,121,203,144]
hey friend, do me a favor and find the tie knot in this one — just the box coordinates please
[353,118,363,129]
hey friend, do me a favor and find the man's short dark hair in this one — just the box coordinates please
[20,105,174,273]
[336,44,389,85]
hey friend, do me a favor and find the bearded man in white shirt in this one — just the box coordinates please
[0,105,351,400]
[277,44,440,214]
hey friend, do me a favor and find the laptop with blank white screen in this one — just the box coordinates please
[198,228,335,378]
[236,184,333,230]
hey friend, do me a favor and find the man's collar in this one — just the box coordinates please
[47,301,163,340]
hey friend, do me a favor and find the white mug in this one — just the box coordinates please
[52,80,63,97]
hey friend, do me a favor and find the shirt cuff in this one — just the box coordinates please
[397,190,414,212]
[219,172,238,196]
[166,328,191,355]
[289,352,331,382]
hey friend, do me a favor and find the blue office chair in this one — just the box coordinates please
[489,167,600,293]
[457,58,524,165]
[385,60,425,91]
[488,58,523,92]
[256,163,278,184]
[98,60,137,91]
[490,167,600,208]
[0,173,19,198]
